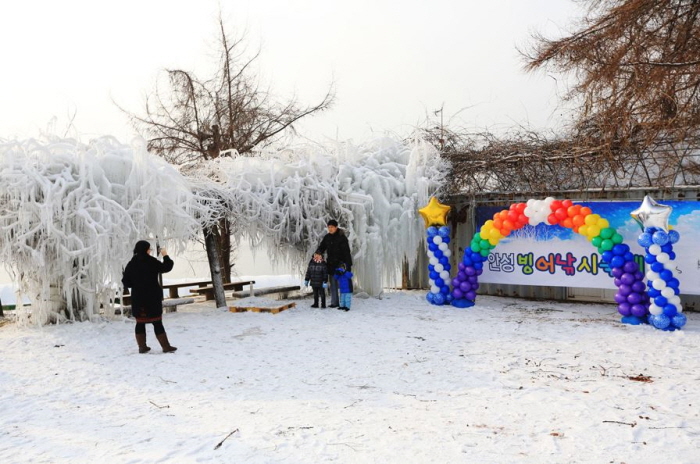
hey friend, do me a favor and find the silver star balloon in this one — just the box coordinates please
[630,195,672,231]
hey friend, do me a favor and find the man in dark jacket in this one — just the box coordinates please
[316,219,352,308]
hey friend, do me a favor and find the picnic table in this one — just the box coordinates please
[122,280,214,306]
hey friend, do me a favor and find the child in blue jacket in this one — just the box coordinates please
[333,263,354,311]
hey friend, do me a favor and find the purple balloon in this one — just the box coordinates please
[614,292,627,304]
[630,304,647,317]
[627,292,643,305]
[618,284,632,296]
[459,281,471,292]
[623,261,638,273]
[458,262,466,271]
[465,267,476,276]
[631,281,646,293]
[611,267,624,278]
[617,302,632,316]
[613,278,622,287]
[452,288,464,299]
[468,275,478,283]
[457,271,467,281]
[451,278,461,287]
[476,268,483,276]
[465,291,476,300]
[634,271,644,280]
[620,273,636,285]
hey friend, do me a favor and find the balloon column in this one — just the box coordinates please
[418,197,453,306]
[631,196,686,330]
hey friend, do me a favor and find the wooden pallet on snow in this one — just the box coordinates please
[229,302,296,314]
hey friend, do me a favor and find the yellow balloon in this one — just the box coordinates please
[597,218,610,229]
[488,236,500,246]
[578,224,589,236]
[480,230,489,240]
[587,225,601,237]
[418,197,451,227]
[489,228,501,239]
[584,214,600,226]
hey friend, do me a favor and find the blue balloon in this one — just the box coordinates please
[644,254,657,264]
[663,304,678,318]
[434,249,443,259]
[610,256,625,269]
[667,278,680,289]
[661,243,673,253]
[650,262,664,273]
[623,252,635,262]
[428,243,438,251]
[654,296,668,307]
[668,229,680,244]
[426,292,435,303]
[434,277,444,287]
[672,313,687,328]
[432,292,445,305]
[647,288,660,298]
[660,269,673,281]
[440,285,450,295]
[652,230,669,246]
[445,293,454,303]
[462,255,473,265]
[650,314,671,329]
[638,232,653,247]
[452,298,475,308]
[438,226,450,237]
[613,244,630,256]
[668,251,676,260]
[427,227,438,237]
[428,264,434,272]
[473,262,483,270]
[443,263,452,272]
[601,251,613,263]
[429,271,439,280]
[442,236,451,244]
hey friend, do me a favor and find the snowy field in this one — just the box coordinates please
[1,285,699,464]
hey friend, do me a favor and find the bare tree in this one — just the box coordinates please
[121,17,334,288]
[523,0,700,158]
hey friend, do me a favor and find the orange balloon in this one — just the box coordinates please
[572,214,585,226]
[493,218,503,229]
[580,207,592,216]
[562,218,574,229]
[499,210,509,220]
[567,205,581,217]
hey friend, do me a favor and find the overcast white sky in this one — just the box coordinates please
[0,0,583,143]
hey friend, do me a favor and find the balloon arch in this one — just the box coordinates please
[418,196,686,331]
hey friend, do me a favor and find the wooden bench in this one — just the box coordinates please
[188,280,256,301]
[117,297,196,316]
[229,285,301,300]
[122,280,215,306]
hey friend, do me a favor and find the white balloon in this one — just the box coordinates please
[648,244,662,256]
[670,295,682,306]
[652,278,667,290]
[648,303,663,315]
[429,257,438,266]
[438,242,449,251]
[432,236,443,244]
[434,263,444,272]
[661,287,675,298]
[656,253,670,263]
[440,271,450,280]
[430,285,440,294]
[646,271,659,282]
[443,249,451,258]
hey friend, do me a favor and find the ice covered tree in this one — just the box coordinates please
[121,16,333,284]
[185,136,449,297]
[0,136,218,325]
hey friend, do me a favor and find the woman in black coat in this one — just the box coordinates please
[122,240,177,353]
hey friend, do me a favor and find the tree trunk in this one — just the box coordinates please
[216,217,232,283]
[204,226,227,308]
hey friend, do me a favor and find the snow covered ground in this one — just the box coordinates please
[1,278,698,463]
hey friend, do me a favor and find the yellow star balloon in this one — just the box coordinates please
[418,197,451,227]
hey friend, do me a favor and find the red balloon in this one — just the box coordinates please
[555,208,568,221]
[562,199,573,208]
[550,200,562,212]
[548,213,559,225]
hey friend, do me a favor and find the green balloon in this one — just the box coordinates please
[471,244,481,253]
[612,233,624,244]
[600,239,614,251]
[480,239,490,250]
[600,227,615,239]
[480,249,490,257]
[591,236,603,247]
